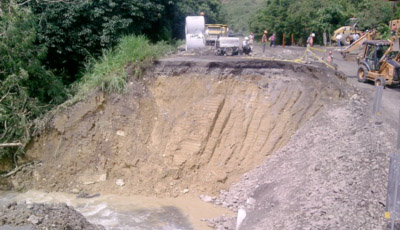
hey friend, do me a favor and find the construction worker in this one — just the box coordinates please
[392,23,397,36]
[262,30,268,53]
[327,51,333,63]
[348,34,353,45]
[243,37,249,46]
[353,33,359,42]
[249,32,254,45]
[269,33,276,48]
[242,37,252,55]
[307,33,315,47]
[336,33,342,47]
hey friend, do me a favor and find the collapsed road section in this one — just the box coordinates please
[5,57,350,200]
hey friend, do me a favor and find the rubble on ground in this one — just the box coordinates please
[209,91,393,229]
[0,202,105,230]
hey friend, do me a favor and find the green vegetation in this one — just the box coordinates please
[222,0,396,44]
[221,0,266,33]
[0,6,66,162]
[251,0,395,45]
[28,0,168,81]
[27,0,223,81]
[76,35,173,99]
[0,0,221,165]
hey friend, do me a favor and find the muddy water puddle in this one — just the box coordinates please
[0,190,232,230]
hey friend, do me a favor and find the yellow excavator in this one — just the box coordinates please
[332,26,363,45]
[332,18,363,46]
[341,30,377,58]
[355,19,400,87]
[342,20,400,58]
[357,37,400,86]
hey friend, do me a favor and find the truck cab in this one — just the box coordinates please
[205,24,228,46]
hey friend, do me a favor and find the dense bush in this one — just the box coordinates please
[29,0,167,82]
[28,0,223,82]
[0,7,66,162]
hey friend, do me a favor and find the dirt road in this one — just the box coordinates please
[333,50,400,128]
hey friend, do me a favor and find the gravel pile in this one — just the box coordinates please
[0,202,105,230]
[208,92,395,229]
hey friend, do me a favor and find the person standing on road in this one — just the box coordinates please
[242,37,251,55]
[349,34,354,45]
[327,51,333,63]
[269,33,276,48]
[336,33,342,47]
[262,30,268,53]
[307,33,315,47]
[249,32,255,45]
[353,33,359,42]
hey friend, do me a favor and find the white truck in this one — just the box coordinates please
[216,37,240,56]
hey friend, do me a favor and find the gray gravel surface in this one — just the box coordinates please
[208,90,396,229]
[0,202,105,230]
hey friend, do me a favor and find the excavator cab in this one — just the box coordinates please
[357,40,398,85]
[363,43,389,71]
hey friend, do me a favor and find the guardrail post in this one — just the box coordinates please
[372,82,384,125]
[291,33,294,45]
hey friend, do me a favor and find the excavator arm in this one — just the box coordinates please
[341,30,376,57]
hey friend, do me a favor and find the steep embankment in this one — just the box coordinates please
[8,58,349,198]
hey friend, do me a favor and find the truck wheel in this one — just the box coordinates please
[358,66,369,83]
[226,48,234,56]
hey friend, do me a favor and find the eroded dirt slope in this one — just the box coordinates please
[9,59,348,198]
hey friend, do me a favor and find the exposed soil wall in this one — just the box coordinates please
[7,59,348,198]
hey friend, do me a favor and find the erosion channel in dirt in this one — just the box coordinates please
[2,58,349,229]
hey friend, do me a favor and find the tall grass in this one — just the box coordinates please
[75,35,173,99]
[34,35,173,138]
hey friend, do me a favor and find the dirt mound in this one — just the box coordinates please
[7,58,349,198]
[0,202,105,230]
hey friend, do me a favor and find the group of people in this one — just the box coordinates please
[241,30,277,54]
[243,30,316,53]
[336,32,359,47]
[261,31,276,52]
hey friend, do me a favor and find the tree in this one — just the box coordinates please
[0,6,65,162]
[28,0,166,81]
[249,0,393,45]
[160,0,223,39]
[222,0,266,33]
